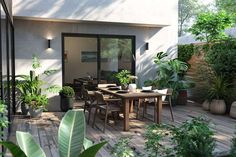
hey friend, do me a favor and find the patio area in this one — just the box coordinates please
[9,101,235,157]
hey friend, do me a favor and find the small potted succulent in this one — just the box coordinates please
[59,86,75,112]
[24,94,48,118]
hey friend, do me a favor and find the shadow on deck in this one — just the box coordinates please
[8,101,236,157]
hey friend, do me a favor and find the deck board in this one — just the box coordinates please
[8,101,235,157]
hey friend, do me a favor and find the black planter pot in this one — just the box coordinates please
[60,95,73,112]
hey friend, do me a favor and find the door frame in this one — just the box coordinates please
[61,33,136,85]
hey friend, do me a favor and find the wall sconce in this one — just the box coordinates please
[145,42,149,50]
[48,39,51,49]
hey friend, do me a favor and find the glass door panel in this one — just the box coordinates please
[100,38,132,82]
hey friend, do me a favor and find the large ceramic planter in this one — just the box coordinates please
[177,90,187,105]
[202,100,210,111]
[210,99,226,114]
[21,102,29,115]
[230,101,236,119]
[29,106,43,118]
[60,95,73,112]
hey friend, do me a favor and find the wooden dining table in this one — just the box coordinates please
[97,87,164,131]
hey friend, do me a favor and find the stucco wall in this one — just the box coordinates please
[14,17,177,111]
[13,0,176,26]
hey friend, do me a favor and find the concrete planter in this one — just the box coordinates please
[202,100,210,111]
[210,99,226,115]
[29,106,43,118]
[230,101,236,119]
[60,95,73,112]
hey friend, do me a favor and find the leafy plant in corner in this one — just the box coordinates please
[16,55,60,117]
[172,117,215,157]
[144,124,174,157]
[0,110,106,157]
[111,137,134,157]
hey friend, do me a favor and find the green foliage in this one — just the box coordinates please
[0,101,9,129]
[207,75,231,101]
[111,137,134,157]
[115,70,137,85]
[205,39,236,82]
[145,52,194,99]
[16,55,61,109]
[144,124,174,157]
[59,86,75,97]
[189,11,233,42]
[172,117,215,157]
[23,94,48,110]
[178,0,208,36]
[178,44,194,62]
[216,0,236,23]
[3,110,106,157]
[231,127,236,157]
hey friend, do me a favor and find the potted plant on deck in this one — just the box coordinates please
[16,55,60,117]
[59,86,75,112]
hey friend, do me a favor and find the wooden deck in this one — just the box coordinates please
[9,101,236,157]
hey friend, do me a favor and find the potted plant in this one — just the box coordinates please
[208,75,229,114]
[145,52,195,105]
[16,55,60,117]
[24,94,48,118]
[115,70,137,90]
[59,86,75,112]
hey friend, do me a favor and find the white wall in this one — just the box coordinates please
[13,0,176,26]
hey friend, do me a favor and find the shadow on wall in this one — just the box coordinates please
[14,0,121,21]
[48,95,60,112]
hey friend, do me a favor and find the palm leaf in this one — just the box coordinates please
[79,141,107,157]
[83,138,93,150]
[16,131,46,157]
[58,110,85,157]
[0,141,27,157]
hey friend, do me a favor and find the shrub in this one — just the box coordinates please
[60,86,75,97]
[178,44,194,62]
[0,101,9,134]
[111,137,134,157]
[144,124,174,157]
[172,117,215,157]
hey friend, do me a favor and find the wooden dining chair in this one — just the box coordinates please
[92,91,121,132]
[138,88,174,122]
[82,88,97,124]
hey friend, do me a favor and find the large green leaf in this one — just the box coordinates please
[0,141,27,157]
[83,138,93,150]
[16,131,46,157]
[79,141,107,157]
[58,110,85,157]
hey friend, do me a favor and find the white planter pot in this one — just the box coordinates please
[29,106,43,118]
[128,84,137,92]
[202,100,210,111]
[210,99,226,115]
[230,101,236,119]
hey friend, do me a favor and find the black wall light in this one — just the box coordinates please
[48,39,51,48]
[145,42,149,50]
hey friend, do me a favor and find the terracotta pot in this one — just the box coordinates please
[210,99,226,114]
[177,90,187,105]
[202,100,210,111]
[230,101,236,119]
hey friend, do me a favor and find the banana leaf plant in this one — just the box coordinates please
[0,110,106,157]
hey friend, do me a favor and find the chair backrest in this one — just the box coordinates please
[97,84,116,88]
[157,89,168,101]
[95,91,106,105]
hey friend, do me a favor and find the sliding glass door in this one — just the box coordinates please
[62,34,135,85]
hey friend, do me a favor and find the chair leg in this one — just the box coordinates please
[143,101,147,119]
[169,98,174,122]
[92,107,98,128]
[103,108,109,133]
[87,107,92,124]
[137,99,141,119]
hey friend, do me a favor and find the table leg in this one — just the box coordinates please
[123,99,130,131]
[156,96,162,123]
[129,99,134,113]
